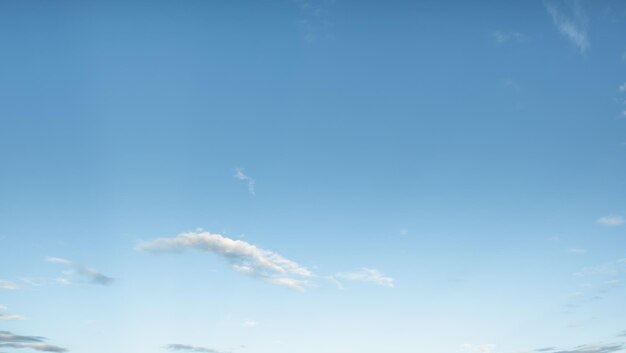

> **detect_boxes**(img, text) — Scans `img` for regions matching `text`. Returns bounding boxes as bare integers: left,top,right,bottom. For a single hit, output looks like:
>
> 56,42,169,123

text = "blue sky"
1,1,626,353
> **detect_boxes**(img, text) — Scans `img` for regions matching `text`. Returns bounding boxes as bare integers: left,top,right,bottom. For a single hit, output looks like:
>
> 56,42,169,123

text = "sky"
1,0,626,353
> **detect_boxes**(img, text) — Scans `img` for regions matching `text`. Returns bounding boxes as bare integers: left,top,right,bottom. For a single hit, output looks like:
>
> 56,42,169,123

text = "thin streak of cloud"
234,168,255,196
0,314,25,321
46,257,114,286
546,1,589,54
138,231,313,291
166,344,227,353
0,330,67,352
597,215,625,227
334,268,394,287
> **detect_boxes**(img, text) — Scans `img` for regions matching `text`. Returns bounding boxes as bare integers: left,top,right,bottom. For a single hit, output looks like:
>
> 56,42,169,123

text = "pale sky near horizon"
1,1,626,353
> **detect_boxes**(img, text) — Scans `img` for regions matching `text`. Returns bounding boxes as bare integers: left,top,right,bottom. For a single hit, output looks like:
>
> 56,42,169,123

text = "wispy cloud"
334,268,394,287
597,215,625,227
493,30,528,44
292,0,334,42
567,247,589,254
242,320,258,328
546,1,589,54
0,314,25,321
0,331,67,352
166,344,228,353
234,168,255,196
550,343,624,353
45,257,114,286
138,230,393,291
138,231,313,291
0,280,19,290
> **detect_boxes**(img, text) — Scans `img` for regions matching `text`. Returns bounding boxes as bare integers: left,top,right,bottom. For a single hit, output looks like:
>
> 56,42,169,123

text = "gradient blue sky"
1,1,626,353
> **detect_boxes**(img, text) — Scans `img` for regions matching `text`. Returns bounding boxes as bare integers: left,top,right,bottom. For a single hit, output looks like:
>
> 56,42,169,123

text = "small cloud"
166,343,227,353
619,82,626,92
461,343,497,353
399,228,409,236
334,268,394,288
242,320,258,328
44,257,71,265
234,168,256,196
46,257,114,286
545,1,589,54
597,215,625,227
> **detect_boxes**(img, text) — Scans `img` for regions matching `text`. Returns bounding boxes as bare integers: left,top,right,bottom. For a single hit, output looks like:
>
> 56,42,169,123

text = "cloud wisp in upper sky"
0,306,25,321
334,268,394,287
138,230,313,291
233,168,256,196
138,230,393,291
45,257,114,286
545,0,589,54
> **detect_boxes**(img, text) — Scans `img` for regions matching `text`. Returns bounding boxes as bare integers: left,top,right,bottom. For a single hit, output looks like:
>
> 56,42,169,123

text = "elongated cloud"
45,257,114,286
166,344,226,353
546,1,589,54
597,215,625,227
334,268,394,287
138,231,312,290
138,230,394,291
234,168,255,196
0,331,67,352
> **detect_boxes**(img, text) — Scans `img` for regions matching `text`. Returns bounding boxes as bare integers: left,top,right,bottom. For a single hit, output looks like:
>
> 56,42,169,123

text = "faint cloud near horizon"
545,0,589,54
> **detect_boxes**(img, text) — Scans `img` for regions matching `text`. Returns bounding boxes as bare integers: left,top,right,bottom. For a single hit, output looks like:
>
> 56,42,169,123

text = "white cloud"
546,1,589,54
138,231,313,290
619,82,626,92
0,305,6,310
234,168,256,196
334,268,394,288
597,215,625,227
44,257,71,265
0,281,19,290
399,228,409,236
